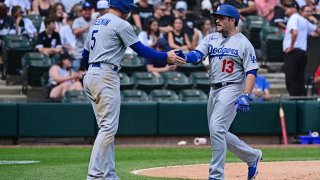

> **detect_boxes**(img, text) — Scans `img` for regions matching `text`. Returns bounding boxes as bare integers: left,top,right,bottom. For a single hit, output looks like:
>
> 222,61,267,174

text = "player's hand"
234,94,251,113
167,49,186,65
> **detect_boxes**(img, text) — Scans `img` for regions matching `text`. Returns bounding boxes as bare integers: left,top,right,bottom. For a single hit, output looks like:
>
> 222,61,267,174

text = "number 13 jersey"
196,32,259,84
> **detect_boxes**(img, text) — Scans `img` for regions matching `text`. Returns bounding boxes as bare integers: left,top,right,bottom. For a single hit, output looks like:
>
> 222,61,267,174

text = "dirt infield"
133,161,320,180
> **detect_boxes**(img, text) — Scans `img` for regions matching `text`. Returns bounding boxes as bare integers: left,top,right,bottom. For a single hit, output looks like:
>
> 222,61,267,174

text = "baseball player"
81,0,185,179
177,4,262,180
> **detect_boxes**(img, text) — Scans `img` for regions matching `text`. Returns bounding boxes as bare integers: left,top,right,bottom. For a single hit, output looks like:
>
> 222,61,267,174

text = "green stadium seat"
179,89,208,102
21,52,51,94
189,72,210,94
24,15,43,32
176,63,205,76
119,72,134,90
63,90,90,103
1,35,33,77
132,72,164,93
120,54,145,75
121,89,149,102
162,71,192,93
149,89,179,102
244,16,268,49
265,34,284,62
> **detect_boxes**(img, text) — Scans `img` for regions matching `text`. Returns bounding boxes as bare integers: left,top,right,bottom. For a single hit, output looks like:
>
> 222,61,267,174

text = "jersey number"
222,59,234,74
91,30,99,50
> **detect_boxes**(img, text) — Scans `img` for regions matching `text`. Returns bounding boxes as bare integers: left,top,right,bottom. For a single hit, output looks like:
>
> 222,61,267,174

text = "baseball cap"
109,0,137,14
211,4,240,21
82,2,93,9
97,0,109,10
175,1,187,11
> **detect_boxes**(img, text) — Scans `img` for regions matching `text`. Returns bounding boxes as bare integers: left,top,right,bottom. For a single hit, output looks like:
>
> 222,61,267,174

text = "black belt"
91,63,119,72
211,82,235,89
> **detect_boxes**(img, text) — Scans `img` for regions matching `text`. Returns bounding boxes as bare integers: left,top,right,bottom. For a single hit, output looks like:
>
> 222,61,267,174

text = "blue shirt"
251,75,270,101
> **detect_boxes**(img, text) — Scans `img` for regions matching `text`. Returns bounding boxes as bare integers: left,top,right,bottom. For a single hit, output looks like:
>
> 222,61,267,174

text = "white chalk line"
131,163,208,175
0,160,40,165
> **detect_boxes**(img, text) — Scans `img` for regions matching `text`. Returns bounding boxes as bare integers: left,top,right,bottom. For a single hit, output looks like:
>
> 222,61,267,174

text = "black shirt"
0,16,15,38
36,31,61,49
272,6,287,26
131,3,154,31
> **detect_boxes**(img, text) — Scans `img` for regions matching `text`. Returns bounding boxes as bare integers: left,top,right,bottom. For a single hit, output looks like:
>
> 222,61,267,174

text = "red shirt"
315,65,320,94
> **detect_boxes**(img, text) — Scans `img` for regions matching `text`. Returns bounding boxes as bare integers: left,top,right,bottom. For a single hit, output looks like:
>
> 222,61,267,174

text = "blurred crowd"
0,0,319,99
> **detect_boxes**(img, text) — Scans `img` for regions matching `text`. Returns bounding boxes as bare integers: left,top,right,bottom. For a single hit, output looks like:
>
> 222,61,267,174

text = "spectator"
35,16,63,57
283,3,320,96
72,1,93,71
11,6,37,38
272,0,292,30
201,0,213,18
39,3,68,33
236,0,257,18
47,53,82,99
251,75,271,101
152,3,173,35
174,1,195,41
138,18,160,48
131,0,154,31
92,0,109,19
55,0,82,14
163,0,174,17
192,18,212,49
0,2,15,38
32,0,55,17
59,15,76,55
314,64,320,94
255,0,279,21
4,0,31,14
168,17,192,52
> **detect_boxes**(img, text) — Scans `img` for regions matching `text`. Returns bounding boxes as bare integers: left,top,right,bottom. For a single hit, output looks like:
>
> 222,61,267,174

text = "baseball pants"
84,64,120,180
207,84,259,180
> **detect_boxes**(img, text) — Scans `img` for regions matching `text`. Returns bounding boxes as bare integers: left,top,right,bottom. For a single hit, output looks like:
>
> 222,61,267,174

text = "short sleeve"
286,15,298,31
262,77,270,90
72,18,81,30
195,34,211,57
243,43,259,72
117,22,139,47
131,4,139,15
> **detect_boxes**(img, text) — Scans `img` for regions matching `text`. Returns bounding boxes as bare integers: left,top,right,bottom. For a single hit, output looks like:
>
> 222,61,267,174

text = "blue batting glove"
234,94,251,113
175,50,186,59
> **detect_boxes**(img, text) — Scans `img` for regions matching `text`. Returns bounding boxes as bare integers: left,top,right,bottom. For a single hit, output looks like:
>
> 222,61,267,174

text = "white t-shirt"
59,25,76,49
138,31,154,47
283,13,316,51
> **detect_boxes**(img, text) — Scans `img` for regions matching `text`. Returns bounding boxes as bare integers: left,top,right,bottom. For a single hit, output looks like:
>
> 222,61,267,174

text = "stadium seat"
1,35,33,77
189,72,210,94
259,26,283,64
265,34,284,62
244,16,268,49
24,15,43,32
119,72,134,90
132,72,164,93
179,89,208,102
176,63,205,76
120,54,145,75
121,89,149,102
21,52,51,94
149,89,179,102
162,71,192,93
63,90,90,103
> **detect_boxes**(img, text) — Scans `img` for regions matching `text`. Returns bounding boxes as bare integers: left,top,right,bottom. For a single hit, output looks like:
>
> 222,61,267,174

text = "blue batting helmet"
211,4,240,22
109,0,137,14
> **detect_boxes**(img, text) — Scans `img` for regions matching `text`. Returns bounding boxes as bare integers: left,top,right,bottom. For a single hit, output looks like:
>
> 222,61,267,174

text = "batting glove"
234,94,251,113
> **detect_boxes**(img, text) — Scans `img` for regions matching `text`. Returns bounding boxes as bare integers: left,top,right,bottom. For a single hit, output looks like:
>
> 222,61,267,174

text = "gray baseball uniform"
83,13,138,180
196,32,260,179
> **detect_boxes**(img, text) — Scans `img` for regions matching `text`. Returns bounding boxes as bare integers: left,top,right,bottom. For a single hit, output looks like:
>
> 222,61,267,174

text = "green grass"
0,146,319,179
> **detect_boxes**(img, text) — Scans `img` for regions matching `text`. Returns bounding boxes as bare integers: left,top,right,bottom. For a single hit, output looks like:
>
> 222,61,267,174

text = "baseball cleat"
247,149,262,180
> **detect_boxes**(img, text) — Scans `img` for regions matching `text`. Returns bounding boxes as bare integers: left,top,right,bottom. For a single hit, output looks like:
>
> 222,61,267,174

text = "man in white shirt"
283,2,320,96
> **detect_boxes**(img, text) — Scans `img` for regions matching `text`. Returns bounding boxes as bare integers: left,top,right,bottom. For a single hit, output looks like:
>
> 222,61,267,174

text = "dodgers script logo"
208,45,239,59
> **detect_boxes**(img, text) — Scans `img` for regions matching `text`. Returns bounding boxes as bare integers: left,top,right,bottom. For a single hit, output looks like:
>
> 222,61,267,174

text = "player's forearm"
130,41,167,61
243,74,256,94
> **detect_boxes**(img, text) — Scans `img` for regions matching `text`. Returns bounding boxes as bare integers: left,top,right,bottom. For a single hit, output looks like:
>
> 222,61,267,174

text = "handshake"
166,49,186,65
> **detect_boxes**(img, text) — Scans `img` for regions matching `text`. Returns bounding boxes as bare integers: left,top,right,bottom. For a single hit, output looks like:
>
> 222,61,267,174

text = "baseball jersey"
196,32,259,84
283,13,316,51
84,13,139,67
